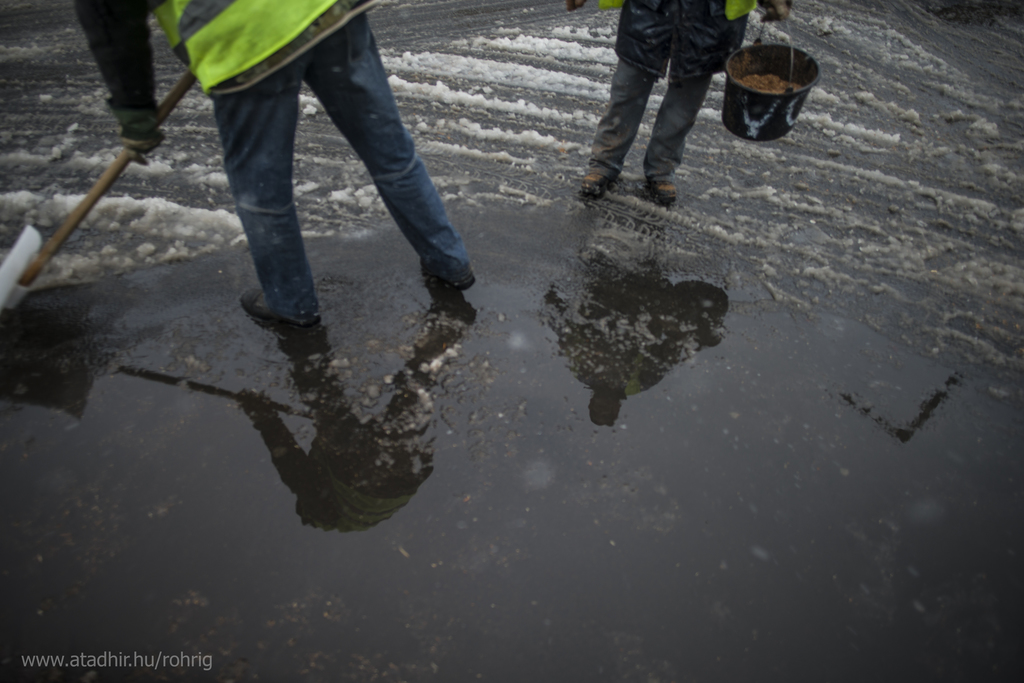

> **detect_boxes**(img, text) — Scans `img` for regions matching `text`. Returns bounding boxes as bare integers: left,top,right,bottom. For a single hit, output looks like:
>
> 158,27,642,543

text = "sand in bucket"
722,44,820,141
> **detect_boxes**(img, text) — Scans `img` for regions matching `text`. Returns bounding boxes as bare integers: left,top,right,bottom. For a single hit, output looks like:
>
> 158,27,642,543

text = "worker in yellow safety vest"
75,0,475,328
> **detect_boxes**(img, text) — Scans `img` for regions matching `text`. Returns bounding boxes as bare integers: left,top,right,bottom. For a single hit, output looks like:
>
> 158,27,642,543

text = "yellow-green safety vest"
150,0,361,92
598,0,757,20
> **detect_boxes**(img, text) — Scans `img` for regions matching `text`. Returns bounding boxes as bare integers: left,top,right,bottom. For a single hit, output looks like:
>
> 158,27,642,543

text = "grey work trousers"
589,59,713,182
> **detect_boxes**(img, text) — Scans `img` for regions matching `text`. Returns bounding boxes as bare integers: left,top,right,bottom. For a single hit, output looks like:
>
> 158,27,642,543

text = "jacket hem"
208,0,382,94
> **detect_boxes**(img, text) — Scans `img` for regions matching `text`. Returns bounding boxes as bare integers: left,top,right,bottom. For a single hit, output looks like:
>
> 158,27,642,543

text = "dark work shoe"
646,179,677,206
421,264,475,291
240,289,321,328
581,172,613,198
646,179,677,205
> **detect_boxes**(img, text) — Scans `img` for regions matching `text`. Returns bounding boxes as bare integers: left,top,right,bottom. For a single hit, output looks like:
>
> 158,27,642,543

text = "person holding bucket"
73,0,475,329
568,0,792,206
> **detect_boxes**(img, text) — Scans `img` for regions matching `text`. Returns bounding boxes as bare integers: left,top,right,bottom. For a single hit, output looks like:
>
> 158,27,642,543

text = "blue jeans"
212,14,471,322
590,59,713,182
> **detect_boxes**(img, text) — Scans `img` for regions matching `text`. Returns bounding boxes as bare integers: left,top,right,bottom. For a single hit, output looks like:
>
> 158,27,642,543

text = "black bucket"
722,44,819,142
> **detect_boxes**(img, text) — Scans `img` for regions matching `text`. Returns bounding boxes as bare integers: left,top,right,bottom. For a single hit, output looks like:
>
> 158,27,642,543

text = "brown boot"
581,172,613,198
647,179,676,206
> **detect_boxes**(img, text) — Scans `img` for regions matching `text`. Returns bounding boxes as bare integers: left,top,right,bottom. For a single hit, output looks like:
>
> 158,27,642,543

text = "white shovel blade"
0,226,42,310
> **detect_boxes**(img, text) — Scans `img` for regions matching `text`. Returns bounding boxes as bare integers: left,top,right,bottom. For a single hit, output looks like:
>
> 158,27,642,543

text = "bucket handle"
753,10,796,93
786,41,795,93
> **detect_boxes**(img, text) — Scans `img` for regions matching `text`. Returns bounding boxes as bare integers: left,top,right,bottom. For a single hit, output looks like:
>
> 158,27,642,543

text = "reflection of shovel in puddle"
0,73,196,312
117,366,310,419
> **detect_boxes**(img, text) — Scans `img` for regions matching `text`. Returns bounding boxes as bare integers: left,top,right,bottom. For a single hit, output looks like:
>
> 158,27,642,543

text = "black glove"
111,105,164,154
758,0,792,21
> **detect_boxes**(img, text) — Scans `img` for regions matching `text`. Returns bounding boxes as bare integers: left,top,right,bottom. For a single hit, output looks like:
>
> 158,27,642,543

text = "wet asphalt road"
2,0,1024,681
2,198,1022,682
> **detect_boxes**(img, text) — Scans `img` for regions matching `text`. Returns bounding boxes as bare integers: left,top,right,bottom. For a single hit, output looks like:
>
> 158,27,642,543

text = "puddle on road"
2,214,1022,682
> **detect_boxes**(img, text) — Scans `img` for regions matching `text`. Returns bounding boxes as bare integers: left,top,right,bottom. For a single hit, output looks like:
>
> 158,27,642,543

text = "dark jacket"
75,0,155,109
616,0,748,81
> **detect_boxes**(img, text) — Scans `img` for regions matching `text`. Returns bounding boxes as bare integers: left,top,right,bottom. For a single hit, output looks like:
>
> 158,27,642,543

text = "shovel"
0,72,197,311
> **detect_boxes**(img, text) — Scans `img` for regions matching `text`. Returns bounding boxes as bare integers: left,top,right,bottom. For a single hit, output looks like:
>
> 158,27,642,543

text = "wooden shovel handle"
19,71,198,287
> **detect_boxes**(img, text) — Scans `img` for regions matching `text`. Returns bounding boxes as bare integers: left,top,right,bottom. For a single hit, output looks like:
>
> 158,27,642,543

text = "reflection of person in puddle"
544,260,727,426
236,283,475,532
